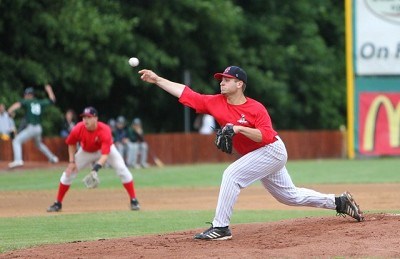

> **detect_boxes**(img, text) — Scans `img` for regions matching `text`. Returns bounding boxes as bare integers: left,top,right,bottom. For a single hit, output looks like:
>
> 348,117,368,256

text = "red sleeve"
99,122,113,154
178,86,214,114
65,122,82,145
254,108,277,144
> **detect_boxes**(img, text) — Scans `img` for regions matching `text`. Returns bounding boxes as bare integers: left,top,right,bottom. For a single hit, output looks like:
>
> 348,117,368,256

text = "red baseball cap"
214,66,247,84
80,106,98,117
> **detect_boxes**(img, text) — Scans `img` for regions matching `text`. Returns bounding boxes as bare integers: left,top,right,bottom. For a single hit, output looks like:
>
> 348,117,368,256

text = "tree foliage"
0,0,346,135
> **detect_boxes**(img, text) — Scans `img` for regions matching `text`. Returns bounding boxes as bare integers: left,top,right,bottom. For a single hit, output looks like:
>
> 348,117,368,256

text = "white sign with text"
356,0,400,75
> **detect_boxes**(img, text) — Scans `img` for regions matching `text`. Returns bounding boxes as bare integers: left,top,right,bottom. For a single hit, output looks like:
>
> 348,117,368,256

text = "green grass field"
0,158,399,253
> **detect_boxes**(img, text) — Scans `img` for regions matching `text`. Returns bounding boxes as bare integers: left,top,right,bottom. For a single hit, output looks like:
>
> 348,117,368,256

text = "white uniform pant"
115,142,129,162
12,124,56,162
212,136,336,227
60,144,133,185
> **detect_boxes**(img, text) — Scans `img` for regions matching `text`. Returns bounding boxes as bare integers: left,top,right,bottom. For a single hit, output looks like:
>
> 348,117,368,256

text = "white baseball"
128,57,139,67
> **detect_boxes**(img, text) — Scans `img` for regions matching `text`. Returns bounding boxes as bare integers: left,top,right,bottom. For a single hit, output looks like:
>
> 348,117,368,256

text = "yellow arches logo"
363,95,400,151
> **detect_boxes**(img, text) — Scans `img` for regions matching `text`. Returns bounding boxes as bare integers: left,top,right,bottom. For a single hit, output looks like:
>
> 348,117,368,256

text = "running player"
7,85,59,168
139,66,364,241
47,106,140,212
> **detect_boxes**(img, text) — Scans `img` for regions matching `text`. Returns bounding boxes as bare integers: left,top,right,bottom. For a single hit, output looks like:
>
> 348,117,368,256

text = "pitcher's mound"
2,213,399,258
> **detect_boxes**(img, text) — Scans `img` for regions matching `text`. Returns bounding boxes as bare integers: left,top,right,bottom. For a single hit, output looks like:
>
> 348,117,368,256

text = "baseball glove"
215,123,235,154
82,171,100,189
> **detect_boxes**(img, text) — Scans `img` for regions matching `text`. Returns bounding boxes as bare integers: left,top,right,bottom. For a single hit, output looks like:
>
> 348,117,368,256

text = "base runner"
47,106,140,212
139,66,364,241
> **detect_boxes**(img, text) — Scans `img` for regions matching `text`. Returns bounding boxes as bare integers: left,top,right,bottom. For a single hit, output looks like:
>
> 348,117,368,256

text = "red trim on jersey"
66,121,113,154
179,86,277,155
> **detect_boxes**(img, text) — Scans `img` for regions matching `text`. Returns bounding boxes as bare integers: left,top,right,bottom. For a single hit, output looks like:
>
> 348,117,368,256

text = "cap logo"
213,66,247,84
80,106,97,117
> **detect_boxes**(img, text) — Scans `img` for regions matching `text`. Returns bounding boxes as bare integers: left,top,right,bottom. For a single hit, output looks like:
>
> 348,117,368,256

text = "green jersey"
20,98,52,125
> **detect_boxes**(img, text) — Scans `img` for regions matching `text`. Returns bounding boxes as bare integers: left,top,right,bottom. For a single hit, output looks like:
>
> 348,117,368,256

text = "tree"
236,0,346,129
0,0,347,134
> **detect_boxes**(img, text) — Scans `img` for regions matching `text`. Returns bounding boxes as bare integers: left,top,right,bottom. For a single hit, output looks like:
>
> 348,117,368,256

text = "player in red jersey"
47,106,140,212
139,66,364,241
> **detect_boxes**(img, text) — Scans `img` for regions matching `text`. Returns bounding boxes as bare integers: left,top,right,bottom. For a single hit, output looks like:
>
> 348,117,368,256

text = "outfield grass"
1,158,399,191
0,158,399,253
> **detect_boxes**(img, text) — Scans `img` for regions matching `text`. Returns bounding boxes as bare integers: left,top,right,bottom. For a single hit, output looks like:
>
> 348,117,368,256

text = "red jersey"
179,86,277,155
66,121,113,154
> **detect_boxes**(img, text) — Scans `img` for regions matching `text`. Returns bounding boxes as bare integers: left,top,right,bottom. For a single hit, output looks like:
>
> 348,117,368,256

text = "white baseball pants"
212,136,336,227
60,144,133,185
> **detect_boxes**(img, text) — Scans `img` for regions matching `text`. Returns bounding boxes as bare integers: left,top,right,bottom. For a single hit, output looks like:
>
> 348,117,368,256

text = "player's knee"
221,170,242,187
60,172,77,185
116,168,133,183
119,174,133,183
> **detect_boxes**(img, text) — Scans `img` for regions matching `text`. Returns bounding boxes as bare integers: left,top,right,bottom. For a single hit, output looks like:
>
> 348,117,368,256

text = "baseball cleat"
47,201,62,212
336,191,364,222
130,198,140,210
194,224,232,241
8,160,24,169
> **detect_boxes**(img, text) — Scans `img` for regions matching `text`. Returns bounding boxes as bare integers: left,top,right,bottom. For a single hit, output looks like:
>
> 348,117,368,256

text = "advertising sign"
355,0,400,75
346,0,400,158
359,92,400,155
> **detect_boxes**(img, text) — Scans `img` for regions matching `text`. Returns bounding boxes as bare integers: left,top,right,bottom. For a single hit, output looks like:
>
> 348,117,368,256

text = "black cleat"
194,224,232,241
336,191,364,222
47,201,62,212
131,198,140,210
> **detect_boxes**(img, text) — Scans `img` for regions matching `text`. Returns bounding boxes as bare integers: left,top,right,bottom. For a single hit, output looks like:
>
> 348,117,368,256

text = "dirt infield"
1,162,400,258
2,213,399,258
